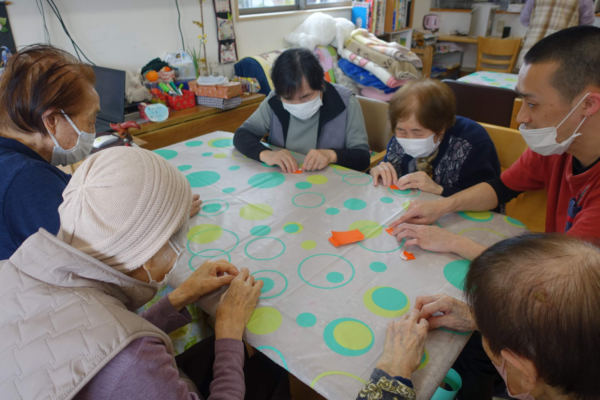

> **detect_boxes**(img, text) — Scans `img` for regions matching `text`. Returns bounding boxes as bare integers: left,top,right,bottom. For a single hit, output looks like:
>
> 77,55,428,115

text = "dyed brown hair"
466,233,600,400
388,79,456,134
0,44,96,136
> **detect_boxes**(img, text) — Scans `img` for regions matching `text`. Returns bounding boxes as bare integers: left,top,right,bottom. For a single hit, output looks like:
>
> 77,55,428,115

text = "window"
238,0,350,16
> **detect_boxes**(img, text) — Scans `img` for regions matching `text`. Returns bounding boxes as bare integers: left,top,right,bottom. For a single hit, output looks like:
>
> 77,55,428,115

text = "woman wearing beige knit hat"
0,147,291,400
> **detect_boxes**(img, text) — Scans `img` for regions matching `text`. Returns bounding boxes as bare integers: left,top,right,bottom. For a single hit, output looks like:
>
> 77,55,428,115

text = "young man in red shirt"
390,26,600,260
389,26,600,399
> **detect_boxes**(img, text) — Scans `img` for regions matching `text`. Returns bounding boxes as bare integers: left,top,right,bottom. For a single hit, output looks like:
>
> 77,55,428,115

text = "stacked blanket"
337,28,422,102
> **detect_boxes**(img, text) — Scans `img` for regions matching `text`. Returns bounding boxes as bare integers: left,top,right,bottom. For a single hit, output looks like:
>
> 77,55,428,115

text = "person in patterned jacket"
370,79,501,197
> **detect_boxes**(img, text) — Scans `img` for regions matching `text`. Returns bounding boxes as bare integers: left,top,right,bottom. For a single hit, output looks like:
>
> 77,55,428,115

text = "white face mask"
48,110,95,167
519,93,590,156
282,93,322,120
144,240,183,288
396,134,441,159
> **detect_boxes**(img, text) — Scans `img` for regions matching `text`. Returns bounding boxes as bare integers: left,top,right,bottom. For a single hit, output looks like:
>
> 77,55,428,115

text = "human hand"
391,224,464,254
215,268,263,341
189,194,202,218
416,294,477,332
376,309,429,380
303,149,336,171
259,149,299,173
396,171,443,195
371,162,398,187
169,260,239,311
388,199,449,227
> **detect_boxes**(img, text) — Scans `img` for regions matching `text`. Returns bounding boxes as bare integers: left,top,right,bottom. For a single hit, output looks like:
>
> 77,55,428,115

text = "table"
130,93,265,150
162,132,528,399
458,71,519,90
437,35,478,44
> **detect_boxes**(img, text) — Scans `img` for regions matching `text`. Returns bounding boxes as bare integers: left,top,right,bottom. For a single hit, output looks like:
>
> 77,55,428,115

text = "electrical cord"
36,0,51,44
45,0,95,65
175,0,186,50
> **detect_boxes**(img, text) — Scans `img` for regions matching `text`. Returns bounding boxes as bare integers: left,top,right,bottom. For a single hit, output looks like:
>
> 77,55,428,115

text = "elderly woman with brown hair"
370,79,501,196
0,147,290,400
0,44,201,260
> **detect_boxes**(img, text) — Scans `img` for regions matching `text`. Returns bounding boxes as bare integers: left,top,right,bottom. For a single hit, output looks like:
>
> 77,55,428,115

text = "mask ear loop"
556,92,591,130
61,110,83,137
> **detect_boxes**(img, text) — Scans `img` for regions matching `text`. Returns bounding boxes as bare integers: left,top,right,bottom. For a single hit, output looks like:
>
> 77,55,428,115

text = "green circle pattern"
325,208,340,215
250,225,271,236
154,149,178,160
292,192,325,209
298,254,355,289
198,199,229,216
245,237,286,261
297,312,317,327
388,187,421,197
323,318,375,357
253,270,288,299
342,173,373,186
248,172,286,189
344,198,367,210
443,260,471,291
187,171,220,188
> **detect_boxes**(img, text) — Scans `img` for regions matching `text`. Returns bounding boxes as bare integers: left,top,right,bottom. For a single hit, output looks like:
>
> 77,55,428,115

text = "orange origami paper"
385,228,394,235
400,251,416,261
293,169,302,174
328,229,365,247
390,185,400,190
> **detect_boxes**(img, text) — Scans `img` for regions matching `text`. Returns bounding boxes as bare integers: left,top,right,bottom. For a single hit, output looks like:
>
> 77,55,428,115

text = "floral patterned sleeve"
357,369,417,400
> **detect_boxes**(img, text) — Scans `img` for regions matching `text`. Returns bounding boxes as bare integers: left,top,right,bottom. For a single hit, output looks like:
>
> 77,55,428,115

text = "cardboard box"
189,81,243,99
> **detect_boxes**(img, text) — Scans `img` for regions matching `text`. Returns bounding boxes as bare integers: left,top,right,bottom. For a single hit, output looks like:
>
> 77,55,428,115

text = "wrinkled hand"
303,149,336,171
169,260,239,311
416,294,477,332
376,309,429,380
371,162,398,187
190,194,202,218
389,199,448,227
215,268,263,341
391,224,463,254
260,149,299,173
397,171,443,195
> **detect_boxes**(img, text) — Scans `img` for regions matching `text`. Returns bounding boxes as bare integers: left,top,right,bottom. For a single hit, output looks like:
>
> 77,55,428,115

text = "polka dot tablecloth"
457,71,519,90
161,132,528,400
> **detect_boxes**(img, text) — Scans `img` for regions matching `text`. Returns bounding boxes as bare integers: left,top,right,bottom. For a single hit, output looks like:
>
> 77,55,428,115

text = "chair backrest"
480,122,527,171
476,36,522,73
356,95,392,153
442,79,518,128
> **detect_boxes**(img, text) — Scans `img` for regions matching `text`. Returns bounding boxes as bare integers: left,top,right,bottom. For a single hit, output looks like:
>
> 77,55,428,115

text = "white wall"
7,0,350,77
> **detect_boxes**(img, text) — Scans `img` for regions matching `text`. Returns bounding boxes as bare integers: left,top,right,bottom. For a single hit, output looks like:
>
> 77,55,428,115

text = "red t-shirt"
501,148,600,239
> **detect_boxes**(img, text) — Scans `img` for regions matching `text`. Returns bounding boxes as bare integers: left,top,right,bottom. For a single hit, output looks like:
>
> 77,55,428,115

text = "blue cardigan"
0,137,70,260
382,116,501,197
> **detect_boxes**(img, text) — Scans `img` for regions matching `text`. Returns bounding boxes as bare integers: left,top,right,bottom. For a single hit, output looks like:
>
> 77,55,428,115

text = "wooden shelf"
496,10,521,14
438,35,478,44
384,27,413,34
430,8,470,12
385,0,416,33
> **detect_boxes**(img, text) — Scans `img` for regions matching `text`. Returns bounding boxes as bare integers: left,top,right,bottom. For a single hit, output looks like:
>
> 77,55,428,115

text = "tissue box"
189,81,243,99
196,96,242,110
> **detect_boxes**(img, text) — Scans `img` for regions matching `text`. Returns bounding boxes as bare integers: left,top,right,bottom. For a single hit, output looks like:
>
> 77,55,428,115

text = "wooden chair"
412,46,434,79
480,122,547,232
356,95,392,170
476,37,522,73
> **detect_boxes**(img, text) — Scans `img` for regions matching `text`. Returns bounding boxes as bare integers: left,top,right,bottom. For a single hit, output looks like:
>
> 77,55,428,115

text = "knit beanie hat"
58,147,192,273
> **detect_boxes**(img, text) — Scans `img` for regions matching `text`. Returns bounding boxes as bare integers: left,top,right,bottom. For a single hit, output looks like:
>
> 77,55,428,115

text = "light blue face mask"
47,110,96,167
